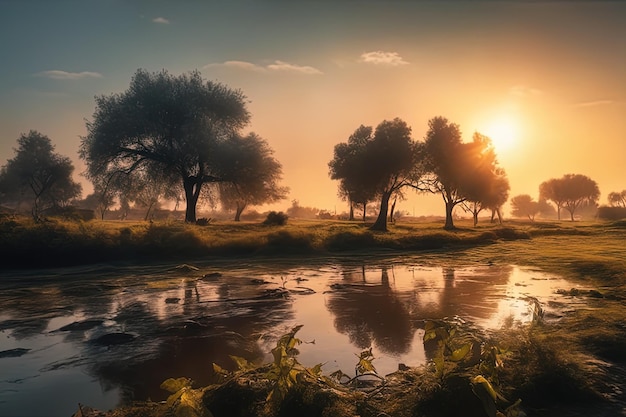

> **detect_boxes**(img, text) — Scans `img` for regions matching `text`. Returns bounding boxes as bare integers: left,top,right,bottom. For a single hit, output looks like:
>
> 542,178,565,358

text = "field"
2,216,626,417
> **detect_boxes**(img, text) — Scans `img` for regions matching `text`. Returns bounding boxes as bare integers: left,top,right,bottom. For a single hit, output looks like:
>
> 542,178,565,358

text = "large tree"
329,119,424,232
215,133,288,221
422,117,507,229
328,126,380,222
80,69,250,223
539,174,600,221
459,133,510,226
0,130,81,220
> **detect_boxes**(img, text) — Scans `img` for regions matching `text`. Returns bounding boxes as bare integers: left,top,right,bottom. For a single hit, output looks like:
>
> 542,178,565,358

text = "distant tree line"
1,68,624,226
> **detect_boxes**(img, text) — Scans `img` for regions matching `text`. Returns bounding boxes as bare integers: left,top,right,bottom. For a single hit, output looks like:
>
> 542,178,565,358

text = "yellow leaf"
450,343,472,362
161,377,192,393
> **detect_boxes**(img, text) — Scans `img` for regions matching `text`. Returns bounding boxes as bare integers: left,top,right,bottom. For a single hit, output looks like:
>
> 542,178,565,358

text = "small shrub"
196,217,211,226
263,211,288,226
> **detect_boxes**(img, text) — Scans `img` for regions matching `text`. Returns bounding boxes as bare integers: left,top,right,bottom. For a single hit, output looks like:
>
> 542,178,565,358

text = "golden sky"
1,1,624,217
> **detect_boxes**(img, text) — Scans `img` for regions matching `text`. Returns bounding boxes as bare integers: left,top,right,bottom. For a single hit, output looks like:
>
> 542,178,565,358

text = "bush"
597,206,626,221
263,211,288,226
196,217,211,226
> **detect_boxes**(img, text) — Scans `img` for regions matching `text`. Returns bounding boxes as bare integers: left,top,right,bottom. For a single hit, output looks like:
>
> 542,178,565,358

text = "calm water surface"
0,256,589,417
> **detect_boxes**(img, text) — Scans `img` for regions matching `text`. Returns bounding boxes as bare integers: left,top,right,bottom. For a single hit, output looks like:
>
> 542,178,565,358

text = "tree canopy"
422,117,508,229
459,133,510,226
80,69,250,223
608,190,626,208
329,118,424,231
0,130,81,220
539,174,600,221
510,194,540,221
215,133,288,221
328,125,380,221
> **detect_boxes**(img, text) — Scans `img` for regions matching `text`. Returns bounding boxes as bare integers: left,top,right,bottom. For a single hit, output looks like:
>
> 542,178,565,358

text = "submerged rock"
0,347,30,358
56,319,104,332
91,332,136,346
201,272,223,280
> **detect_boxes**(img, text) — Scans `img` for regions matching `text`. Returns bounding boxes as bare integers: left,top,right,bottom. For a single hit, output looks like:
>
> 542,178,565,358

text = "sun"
483,116,519,153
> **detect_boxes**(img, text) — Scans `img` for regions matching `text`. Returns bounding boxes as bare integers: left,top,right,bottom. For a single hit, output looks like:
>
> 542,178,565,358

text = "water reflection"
326,266,416,354
0,260,587,417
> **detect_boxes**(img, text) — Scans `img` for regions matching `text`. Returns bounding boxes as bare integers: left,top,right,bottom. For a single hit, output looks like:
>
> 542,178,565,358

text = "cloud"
574,100,614,108
206,60,267,72
153,17,170,24
509,85,543,97
205,60,322,75
266,60,323,75
359,51,409,66
35,70,103,80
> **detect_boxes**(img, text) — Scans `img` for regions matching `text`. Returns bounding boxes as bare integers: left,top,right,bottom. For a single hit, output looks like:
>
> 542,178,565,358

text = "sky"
1,0,625,217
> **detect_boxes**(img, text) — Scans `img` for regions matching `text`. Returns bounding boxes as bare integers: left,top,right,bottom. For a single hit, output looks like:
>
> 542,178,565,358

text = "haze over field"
1,1,625,216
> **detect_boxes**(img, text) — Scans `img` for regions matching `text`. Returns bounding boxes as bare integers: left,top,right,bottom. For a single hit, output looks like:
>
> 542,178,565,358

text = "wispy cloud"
205,60,323,75
574,99,614,108
359,51,409,66
35,70,103,80
266,60,322,75
509,85,543,97
153,17,170,24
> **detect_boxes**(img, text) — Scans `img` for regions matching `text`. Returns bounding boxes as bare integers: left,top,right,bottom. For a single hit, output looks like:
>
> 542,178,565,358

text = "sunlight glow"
484,116,519,153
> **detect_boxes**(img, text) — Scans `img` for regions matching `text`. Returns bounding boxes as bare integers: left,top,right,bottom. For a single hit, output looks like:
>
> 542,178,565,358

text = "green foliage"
0,130,81,221
211,325,325,410
424,320,527,417
160,377,213,417
355,347,377,375
424,319,474,378
265,325,324,406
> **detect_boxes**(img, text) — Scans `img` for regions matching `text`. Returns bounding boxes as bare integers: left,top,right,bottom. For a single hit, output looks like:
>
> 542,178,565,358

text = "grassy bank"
2,216,608,269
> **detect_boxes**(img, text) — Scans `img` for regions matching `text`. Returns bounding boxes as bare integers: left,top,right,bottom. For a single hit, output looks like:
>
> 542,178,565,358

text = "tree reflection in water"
325,263,515,361
325,266,416,355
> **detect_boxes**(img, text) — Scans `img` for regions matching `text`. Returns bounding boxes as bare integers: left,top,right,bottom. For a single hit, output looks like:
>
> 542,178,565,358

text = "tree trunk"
362,202,367,222
473,211,478,227
444,200,456,230
556,205,561,221
144,201,155,221
234,202,246,221
183,176,201,223
389,198,397,223
349,201,354,221
370,191,391,231
495,208,503,224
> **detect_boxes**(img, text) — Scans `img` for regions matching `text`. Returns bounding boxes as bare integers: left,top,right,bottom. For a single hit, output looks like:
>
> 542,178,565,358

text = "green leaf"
229,355,254,371
450,342,472,362
471,375,498,401
433,355,445,378
161,377,192,393
307,362,324,377
212,363,230,377
355,348,377,375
